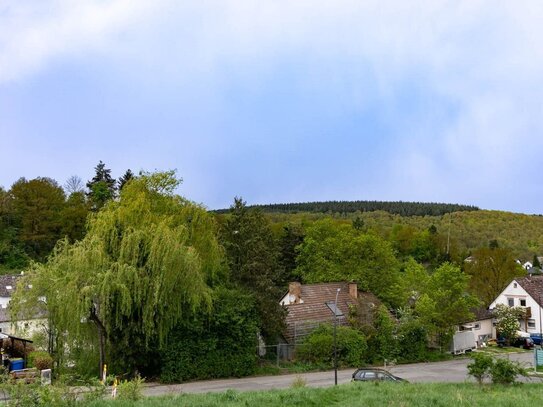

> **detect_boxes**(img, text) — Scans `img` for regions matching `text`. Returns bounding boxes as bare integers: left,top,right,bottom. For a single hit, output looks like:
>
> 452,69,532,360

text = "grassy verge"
479,346,529,354
84,382,543,407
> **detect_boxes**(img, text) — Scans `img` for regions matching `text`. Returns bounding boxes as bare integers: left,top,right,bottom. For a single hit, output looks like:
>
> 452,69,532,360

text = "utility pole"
334,288,340,386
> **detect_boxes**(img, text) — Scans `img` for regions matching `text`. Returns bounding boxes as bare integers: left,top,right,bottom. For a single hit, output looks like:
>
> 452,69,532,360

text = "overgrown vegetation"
467,353,528,385
296,324,367,366
4,382,542,406
1,166,536,383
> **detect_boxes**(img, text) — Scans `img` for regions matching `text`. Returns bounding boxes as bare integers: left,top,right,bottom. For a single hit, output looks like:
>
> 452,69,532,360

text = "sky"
1,1,543,214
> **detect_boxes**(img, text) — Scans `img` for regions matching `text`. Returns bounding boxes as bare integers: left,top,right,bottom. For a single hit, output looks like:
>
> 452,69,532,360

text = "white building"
489,275,543,334
0,274,46,337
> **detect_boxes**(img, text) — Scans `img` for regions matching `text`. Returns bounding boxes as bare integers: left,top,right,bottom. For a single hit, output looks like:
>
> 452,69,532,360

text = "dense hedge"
160,287,259,383
296,324,367,367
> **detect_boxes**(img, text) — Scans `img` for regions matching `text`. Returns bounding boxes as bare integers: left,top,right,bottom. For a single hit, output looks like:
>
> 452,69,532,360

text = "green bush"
366,305,398,364
467,353,528,385
396,320,428,362
27,351,53,370
1,382,78,407
160,287,259,382
116,375,144,401
490,358,527,385
467,353,494,384
297,324,367,367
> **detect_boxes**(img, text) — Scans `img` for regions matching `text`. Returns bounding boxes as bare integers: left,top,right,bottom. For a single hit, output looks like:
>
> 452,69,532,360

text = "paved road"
142,351,541,397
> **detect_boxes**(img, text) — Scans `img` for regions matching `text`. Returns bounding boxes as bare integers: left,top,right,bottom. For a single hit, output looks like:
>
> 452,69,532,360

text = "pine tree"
118,169,135,191
86,161,116,210
220,197,285,340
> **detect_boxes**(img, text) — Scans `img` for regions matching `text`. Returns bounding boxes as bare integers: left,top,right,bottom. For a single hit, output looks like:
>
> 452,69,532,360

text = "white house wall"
0,319,47,338
489,279,543,334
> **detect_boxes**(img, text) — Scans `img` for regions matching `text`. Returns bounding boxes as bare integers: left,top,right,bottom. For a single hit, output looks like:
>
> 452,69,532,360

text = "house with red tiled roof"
489,275,543,334
279,282,360,346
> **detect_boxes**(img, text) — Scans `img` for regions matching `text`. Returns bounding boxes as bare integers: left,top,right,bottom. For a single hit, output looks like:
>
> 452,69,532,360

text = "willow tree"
12,171,225,376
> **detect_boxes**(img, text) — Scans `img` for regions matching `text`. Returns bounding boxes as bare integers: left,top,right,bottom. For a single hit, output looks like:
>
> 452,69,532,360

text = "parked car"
497,335,534,349
513,337,535,349
530,333,543,346
352,368,407,382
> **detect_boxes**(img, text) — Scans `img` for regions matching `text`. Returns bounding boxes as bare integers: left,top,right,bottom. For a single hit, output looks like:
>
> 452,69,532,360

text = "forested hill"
217,200,479,217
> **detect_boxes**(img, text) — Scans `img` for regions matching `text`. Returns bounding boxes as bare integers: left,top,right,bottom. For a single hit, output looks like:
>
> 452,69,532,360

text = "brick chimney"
348,282,358,299
289,282,302,304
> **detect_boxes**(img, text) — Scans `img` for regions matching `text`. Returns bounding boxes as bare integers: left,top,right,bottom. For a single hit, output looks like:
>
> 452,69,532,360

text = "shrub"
297,324,367,367
1,382,77,407
490,358,527,385
117,375,144,401
366,305,398,364
467,353,494,384
291,375,307,388
160,287,259,382
396,320,428,363
28,351,53,370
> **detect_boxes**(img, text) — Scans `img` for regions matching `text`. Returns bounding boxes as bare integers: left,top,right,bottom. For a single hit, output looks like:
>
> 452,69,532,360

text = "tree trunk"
89,305,107,379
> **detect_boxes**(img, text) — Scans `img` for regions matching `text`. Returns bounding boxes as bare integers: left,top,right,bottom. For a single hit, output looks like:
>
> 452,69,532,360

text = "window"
364,372,376,379
508,298,514,307
474,323,481,330
514,283,517,288
520,299,527,307
528,319,536,329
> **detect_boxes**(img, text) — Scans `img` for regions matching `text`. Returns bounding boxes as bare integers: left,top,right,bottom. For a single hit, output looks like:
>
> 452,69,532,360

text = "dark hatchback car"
497,336,534,349
352,368,407,382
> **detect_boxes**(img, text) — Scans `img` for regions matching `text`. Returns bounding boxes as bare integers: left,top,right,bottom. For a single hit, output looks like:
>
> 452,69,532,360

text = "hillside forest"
1,162,539,381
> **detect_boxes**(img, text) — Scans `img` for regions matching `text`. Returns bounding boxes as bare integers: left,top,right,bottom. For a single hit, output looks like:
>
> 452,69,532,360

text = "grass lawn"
477,346,531,355
85,382,543,407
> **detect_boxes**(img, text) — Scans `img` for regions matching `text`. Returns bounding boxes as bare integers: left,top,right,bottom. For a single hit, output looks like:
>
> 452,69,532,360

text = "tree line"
219,200,480,217
0,161,133,271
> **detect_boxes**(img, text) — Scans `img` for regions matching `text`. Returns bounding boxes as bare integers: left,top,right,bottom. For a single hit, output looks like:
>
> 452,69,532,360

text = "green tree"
352,216,364,231
365,305,398,363
391,258,429,308
415,262,479,347
60,191,90,243
86,161,116,210
12,171,224,376
295,219,400,303
118,169,135,191
0,187,29,271
220,198,285,340
533,254,541,269
277,223,304,285
467,352,494,384
464,247,525,306
9,177,66,261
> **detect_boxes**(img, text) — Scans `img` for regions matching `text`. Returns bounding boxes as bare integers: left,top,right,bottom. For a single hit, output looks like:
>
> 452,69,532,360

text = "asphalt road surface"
142,351,541,397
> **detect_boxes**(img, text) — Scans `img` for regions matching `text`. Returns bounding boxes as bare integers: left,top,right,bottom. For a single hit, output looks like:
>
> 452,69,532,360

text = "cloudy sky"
1,1,542,213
